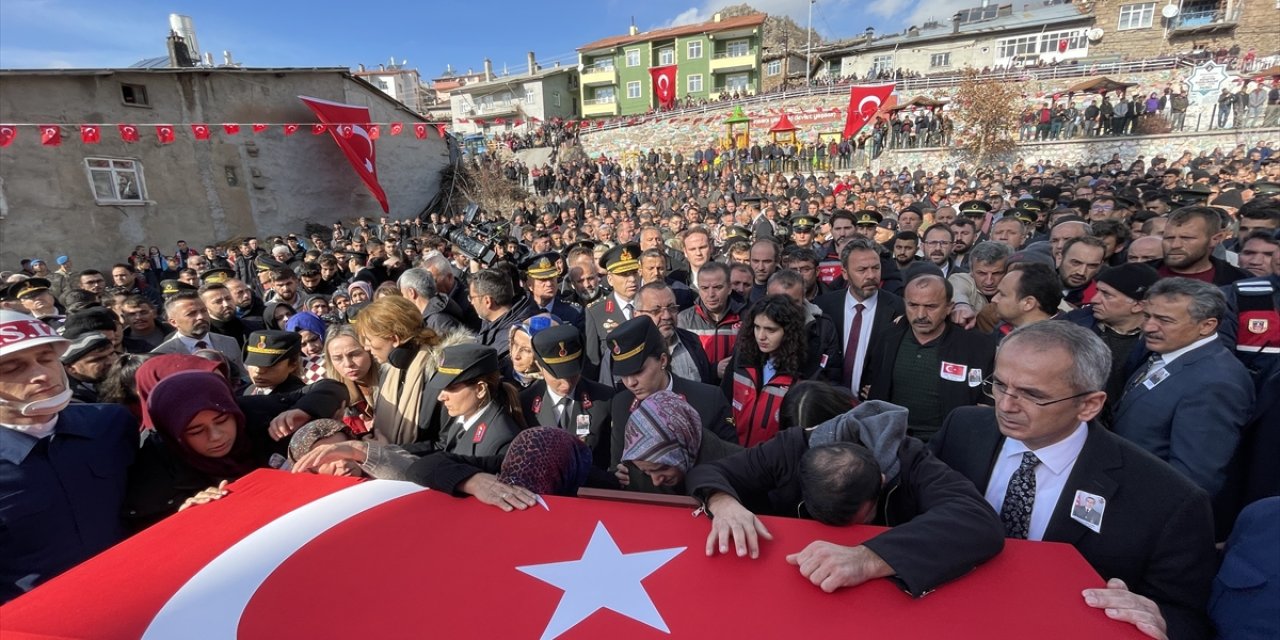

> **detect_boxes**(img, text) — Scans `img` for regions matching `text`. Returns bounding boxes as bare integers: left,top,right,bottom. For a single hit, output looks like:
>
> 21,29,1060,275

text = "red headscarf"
135,354,226,431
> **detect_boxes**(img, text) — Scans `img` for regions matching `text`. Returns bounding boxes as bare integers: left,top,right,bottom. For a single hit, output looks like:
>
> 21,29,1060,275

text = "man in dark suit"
815,237,905,399
604,317,737,466
929,322,1217,640
1071,497,1103,525
1113,278,1254,497
519,325,614,469
866,274,996,442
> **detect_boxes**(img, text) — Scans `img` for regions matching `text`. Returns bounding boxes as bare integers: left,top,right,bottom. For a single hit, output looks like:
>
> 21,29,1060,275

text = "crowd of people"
2,125,1279,638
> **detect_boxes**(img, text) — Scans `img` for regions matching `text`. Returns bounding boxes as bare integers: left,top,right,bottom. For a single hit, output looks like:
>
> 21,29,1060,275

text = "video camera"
447,203,499,265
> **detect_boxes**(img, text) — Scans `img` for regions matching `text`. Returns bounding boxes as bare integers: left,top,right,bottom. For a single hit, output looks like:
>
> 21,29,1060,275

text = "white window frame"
524,88,535,104
765,60,782,76
658,48,674,65
687,40,703,59
725,73,749,92
84,157,147,205
626,81,642,99
625,49,641,67
594,86,616,103
871,54,895,74
1117,2,1156,30
725,39,750,58
930,52,951,68
688,74,703,93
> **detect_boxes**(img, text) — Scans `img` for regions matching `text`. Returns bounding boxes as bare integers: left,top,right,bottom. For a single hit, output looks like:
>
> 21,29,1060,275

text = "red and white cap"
0,310,68,359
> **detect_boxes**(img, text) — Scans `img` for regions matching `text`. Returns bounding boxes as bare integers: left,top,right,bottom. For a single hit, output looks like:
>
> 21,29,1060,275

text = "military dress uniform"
583,244,641,380
520,252,583,329
518,324,614,468
433,344,522,458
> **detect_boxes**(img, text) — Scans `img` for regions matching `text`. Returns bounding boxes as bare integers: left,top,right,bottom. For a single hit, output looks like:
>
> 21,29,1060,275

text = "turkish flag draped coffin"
1,471,1142,640
299,95,389,213
842,82,896,140
649,65,678,110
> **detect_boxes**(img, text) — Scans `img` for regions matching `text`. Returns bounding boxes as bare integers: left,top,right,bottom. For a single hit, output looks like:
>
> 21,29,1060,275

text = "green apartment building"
577,12,766,118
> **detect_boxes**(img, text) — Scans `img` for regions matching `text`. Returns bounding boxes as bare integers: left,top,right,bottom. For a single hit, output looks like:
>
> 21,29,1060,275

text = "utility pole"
806,0,815,85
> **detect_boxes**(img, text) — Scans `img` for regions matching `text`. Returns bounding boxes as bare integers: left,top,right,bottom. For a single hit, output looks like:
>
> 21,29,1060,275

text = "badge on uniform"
1247,318,1269,334
940,361,967,382
575,414,591,439
967,368,982,388
1069,490,1106,533
819,354,829,369
472,423,488,443
1142,366,1169,390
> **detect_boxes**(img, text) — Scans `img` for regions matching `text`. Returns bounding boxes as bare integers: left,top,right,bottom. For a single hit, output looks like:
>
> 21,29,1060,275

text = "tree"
454,160,529,222
950,68,1023,164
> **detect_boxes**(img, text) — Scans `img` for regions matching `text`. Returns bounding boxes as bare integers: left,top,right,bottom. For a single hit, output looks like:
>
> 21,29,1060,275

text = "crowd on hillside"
4,116,1280,638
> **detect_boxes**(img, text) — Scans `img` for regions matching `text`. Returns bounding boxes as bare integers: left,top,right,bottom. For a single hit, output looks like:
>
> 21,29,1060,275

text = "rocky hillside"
717,3,822,54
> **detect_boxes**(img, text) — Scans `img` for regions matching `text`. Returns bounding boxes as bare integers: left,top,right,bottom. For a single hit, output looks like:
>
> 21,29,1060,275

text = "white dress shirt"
1157,333,1218,366
984,422,1088,541
613,292,634,320
842,289,879,393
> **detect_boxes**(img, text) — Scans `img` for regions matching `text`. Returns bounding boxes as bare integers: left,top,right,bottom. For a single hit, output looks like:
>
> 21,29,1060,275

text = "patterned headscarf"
622,391,702,471
498,427,592,496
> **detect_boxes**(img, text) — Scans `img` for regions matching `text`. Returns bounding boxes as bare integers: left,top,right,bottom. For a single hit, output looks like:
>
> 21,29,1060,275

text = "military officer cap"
1251,181,1280,195
723,225,752,243
531,324,584,379
10,278,52,301
522,252,563,280
200,267,235,284
254,255,284,272
852,209,882,226
160,279,197,296
958,199,993,217
1174,184,1212,205
428,344,500,391
605,316,665,377
599,243,642,275
565,239,597,255
791,215,820,231
1010,208,1038,225
1017,199,1045,213
244,330,301,367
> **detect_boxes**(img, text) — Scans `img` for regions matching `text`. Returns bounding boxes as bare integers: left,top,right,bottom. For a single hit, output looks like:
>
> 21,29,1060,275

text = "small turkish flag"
369,124,380,140
191,124,211,140
337,124,354,138
252,123,269,134
309,124,326,135
156,125,176,145
435,124,447,138
40,125,62,146
0,125,15,148
283,124,300,136
223,124,241,135
118,124,140,142
413,123,427,139
80,125,101,144
389,122,403,136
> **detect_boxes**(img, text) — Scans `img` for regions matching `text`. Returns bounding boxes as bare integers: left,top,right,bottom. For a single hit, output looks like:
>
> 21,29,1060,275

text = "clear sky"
1,0,974,75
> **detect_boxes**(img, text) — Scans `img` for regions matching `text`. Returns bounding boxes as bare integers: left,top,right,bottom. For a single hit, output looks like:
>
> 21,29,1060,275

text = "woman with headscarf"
617,390,741,494
124,371,271,530
347,281,373,306
285,311,328,384
262,300,295,331
506,315,556,388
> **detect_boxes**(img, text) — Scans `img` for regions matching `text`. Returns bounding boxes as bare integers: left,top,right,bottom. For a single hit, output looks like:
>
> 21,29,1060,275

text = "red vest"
731,367,794,447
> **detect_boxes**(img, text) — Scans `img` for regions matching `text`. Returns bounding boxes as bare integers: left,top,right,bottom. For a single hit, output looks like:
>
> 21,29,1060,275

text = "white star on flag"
517,521,684,640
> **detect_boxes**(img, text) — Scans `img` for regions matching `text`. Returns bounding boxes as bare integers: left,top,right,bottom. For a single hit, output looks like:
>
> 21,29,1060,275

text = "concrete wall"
0,69,449,268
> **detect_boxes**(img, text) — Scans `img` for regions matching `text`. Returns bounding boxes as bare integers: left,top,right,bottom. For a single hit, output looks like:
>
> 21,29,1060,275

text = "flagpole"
806,0,815,85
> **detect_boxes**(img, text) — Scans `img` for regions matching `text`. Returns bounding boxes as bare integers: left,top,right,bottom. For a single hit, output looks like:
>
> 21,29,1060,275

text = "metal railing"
1170,5,1242,29
582,56,1184,134
713,49,755,59
583,97,618,106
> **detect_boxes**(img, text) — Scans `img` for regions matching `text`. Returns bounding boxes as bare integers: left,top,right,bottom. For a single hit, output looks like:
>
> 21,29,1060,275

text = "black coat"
439,401,523,458
929,408,1217,640
520,378,614,469
814,288,906,393
686,426,1005,597
610,376,737,467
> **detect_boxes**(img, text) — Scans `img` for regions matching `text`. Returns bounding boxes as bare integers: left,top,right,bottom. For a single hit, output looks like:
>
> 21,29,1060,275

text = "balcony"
580,63,617,86
710,48,756,73
1169,5,1240,33
582,97,619,117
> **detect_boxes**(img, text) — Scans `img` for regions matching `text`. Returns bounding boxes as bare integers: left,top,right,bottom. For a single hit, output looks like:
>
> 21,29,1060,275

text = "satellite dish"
1087,28,1104,42
1161,4,1179,18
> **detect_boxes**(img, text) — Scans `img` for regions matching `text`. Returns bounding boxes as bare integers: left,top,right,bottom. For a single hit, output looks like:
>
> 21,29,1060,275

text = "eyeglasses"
923,240,950,247
982,376,1096,407
638,304,680,317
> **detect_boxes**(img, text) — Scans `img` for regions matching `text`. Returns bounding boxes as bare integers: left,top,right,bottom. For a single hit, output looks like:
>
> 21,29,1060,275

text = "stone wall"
580,68,1199,158
1085,0,1278,61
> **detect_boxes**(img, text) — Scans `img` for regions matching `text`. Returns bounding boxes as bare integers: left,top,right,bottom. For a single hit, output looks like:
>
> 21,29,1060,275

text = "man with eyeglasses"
625,282,712,385
930,321,1218,640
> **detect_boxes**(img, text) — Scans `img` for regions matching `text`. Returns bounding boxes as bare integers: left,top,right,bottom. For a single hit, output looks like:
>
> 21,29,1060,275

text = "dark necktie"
623,303,634,321
1125,353,1164,393
557,397,572,430
194,340,209,351
841,303,866,390
1001,451,1040,540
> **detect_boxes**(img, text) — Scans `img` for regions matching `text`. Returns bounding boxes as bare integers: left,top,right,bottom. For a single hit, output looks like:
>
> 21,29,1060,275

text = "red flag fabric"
649,65,677,110
80,125,101,144
369,124,380,140
191,124,212,140
435,123,447,138
389,122,404,136
155,125,176,145
39,125,61,147
283,124,300,136
252,123,269,134
0,471,1138,640
336,123,355,139
223,124,241,135
299,95,389,213
842,83,895,139
118,124,140,143
413,123,428,139
310,124,328,135
0,125,15,148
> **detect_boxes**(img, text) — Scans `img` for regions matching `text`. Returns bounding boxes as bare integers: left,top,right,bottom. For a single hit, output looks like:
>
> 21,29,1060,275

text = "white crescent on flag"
858,95,882,116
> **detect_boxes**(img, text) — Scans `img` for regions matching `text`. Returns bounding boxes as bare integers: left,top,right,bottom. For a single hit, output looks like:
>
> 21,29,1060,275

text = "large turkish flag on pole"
0,471,1142,639
649,65,678,110
298,95,390,213
842,82,896,139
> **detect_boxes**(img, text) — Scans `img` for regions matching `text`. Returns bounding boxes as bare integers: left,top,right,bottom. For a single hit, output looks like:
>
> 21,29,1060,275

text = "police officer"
519,324,614,468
